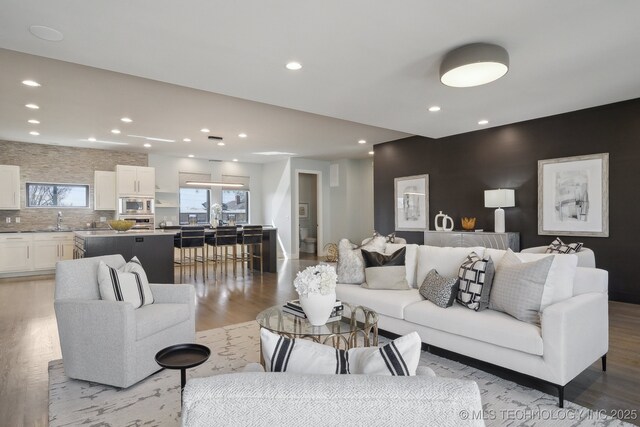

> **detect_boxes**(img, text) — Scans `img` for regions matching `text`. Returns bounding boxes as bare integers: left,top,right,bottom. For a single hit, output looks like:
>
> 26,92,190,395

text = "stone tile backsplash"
0,140,148,231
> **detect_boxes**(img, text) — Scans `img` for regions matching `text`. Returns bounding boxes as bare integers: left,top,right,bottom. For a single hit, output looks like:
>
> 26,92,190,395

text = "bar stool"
239,225,263,276
204,229,218,279
174,226,206,282
214,226,239,277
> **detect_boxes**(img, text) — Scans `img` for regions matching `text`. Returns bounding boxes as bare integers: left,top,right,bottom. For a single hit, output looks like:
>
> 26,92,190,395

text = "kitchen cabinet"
0,234,32,272
94,171,116,210
0,165,21,210
32,233,74,270
116,165,155,197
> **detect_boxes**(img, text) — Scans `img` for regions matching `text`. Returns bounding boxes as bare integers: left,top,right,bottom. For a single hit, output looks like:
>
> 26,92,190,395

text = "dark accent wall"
374,98,640,304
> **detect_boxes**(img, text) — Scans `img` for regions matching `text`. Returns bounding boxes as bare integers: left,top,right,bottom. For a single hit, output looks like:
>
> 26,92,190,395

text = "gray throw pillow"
456,252,495,311
489,251,554,325
419,269,459,308
336,237,386,284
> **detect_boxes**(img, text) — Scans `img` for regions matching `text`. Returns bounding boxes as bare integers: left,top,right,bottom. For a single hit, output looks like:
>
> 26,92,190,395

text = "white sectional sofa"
336,244,609,407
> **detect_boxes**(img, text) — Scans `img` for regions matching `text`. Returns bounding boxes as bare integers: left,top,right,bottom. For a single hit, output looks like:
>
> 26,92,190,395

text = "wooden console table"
423,231,520,251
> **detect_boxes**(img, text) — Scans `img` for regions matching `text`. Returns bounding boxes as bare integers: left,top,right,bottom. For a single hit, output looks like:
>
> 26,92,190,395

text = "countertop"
74,226,277,238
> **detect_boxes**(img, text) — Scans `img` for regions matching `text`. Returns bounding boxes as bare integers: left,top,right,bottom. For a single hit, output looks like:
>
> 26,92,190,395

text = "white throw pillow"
416,245,486,285
385,243,418,287
484,248,507,266
510,250,578,308
98,257,154,308
261,329,421,376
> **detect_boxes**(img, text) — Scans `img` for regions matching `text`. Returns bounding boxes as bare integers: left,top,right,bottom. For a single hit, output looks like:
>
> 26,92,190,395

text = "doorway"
295,170,322,259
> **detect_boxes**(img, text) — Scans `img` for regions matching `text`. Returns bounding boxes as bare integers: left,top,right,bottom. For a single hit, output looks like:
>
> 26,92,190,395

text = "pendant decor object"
299,292,336,326
435,211,454,231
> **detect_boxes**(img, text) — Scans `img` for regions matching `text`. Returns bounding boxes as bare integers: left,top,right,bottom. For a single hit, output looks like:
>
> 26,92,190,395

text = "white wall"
262,159,292,258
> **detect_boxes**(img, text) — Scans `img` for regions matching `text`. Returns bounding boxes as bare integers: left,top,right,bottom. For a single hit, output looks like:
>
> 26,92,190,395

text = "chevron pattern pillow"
546,237,583,254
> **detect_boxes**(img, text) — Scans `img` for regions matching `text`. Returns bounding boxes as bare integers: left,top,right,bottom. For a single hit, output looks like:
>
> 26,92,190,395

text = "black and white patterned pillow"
456,252,495,311
545,237,583,254
261,328,421,376
419,269,459,308
98,257,154,308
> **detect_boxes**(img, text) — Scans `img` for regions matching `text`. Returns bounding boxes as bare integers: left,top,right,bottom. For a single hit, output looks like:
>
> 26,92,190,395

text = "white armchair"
54,254,195,388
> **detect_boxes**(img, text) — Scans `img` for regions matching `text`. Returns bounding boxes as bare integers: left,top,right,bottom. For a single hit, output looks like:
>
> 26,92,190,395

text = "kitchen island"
74,226,278,283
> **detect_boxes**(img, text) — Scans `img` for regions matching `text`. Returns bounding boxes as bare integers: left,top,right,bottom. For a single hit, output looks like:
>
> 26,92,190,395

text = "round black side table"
155,343,211,404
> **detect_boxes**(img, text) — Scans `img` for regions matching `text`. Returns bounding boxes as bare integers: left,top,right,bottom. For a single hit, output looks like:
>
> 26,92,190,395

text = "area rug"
49,321,629,427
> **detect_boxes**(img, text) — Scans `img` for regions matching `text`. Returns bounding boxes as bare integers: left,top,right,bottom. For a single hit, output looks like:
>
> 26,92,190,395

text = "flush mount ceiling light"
358,139,367,145
478,119,489,125
120,117,132,123
368,151,374,155
28,119,40,124
440,43,509,88
428,106,441,112
88,137,96,142
183,138,191,142
186,181,243,187
188,154,194,158
111,129,121,134
29,131,40,136
238,133,247,138
217,142,225,146
232,159,238,162
200,128,210,133
25,103,39,109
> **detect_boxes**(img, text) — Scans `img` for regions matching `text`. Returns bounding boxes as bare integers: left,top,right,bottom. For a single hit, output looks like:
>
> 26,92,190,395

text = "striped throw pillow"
261,328,421,376
97,257,154,309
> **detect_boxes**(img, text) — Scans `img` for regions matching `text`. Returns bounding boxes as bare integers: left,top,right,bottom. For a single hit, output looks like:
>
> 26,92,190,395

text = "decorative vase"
299,292,336,326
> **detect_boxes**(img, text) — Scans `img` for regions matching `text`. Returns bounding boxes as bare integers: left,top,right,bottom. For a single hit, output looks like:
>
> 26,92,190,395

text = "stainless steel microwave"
118,197,154,216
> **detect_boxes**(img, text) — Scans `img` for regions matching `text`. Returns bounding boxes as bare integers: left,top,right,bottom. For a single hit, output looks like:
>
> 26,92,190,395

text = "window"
26,183,89,207
221,190,249,224
179,188,210,224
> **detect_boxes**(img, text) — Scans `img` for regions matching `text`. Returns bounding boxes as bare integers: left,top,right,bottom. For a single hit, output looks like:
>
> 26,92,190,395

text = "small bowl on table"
107,220,136,232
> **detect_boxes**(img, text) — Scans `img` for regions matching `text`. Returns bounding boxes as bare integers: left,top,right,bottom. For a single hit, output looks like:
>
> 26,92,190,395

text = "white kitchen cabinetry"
116,165,155,197
94,171,116,210
0,234,32,272
0,165,21,210
32,233,73,270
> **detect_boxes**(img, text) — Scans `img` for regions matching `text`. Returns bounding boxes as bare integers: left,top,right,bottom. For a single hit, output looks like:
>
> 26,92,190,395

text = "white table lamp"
484,189,515,233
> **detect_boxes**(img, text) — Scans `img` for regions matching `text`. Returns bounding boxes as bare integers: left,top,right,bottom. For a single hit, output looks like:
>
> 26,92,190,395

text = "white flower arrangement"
211,203,222,217
293,264,337,297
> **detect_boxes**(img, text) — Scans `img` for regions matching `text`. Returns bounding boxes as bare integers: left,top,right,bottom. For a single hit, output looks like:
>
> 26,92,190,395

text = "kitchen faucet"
57,211,63,231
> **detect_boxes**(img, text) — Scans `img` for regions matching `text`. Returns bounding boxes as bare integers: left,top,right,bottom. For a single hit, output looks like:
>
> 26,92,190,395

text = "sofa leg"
557,385,564,408
601,354,607,372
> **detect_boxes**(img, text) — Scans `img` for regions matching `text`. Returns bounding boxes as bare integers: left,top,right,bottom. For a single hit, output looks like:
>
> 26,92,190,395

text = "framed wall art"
298,203,309,219
538,153,609,237
394,174,429,231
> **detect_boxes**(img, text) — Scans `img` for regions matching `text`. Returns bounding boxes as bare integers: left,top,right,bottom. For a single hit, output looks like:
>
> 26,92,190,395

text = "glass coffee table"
256,302,378,360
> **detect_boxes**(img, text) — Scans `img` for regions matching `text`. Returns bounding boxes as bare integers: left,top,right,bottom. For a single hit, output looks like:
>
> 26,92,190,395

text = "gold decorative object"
461,217,476,230
323,243,338,263
107,219,136,232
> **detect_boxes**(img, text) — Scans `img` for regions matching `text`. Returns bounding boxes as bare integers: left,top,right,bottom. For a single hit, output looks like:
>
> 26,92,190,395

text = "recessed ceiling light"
111,129,121,134
29,131,40,136
428,106,441,112
183,138,191,142
28,119,40,124
22,80,41,87
200,128,210,133
217,142,225,146
25,103,39,109
120,117,132,123
238,133,247,138
88,137,96,142
286,61,302,71
368,151,374,155
188,154,194,158
232,158,238,162
29,25,64,42
143,143,151,148
358,139,367,144
478,119,489,125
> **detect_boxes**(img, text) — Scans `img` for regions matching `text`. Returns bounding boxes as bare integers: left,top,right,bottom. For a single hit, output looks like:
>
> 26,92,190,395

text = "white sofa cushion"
512,251,578,309
403,301,544,356
386,243,418,287
416,246,485,285
336,283,422,319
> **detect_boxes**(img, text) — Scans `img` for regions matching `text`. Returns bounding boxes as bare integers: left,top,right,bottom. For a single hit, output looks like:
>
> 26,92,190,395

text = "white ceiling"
1,1,640,160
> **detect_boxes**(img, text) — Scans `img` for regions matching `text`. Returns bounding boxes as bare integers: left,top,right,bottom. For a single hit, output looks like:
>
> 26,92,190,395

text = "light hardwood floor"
0,258,638,426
